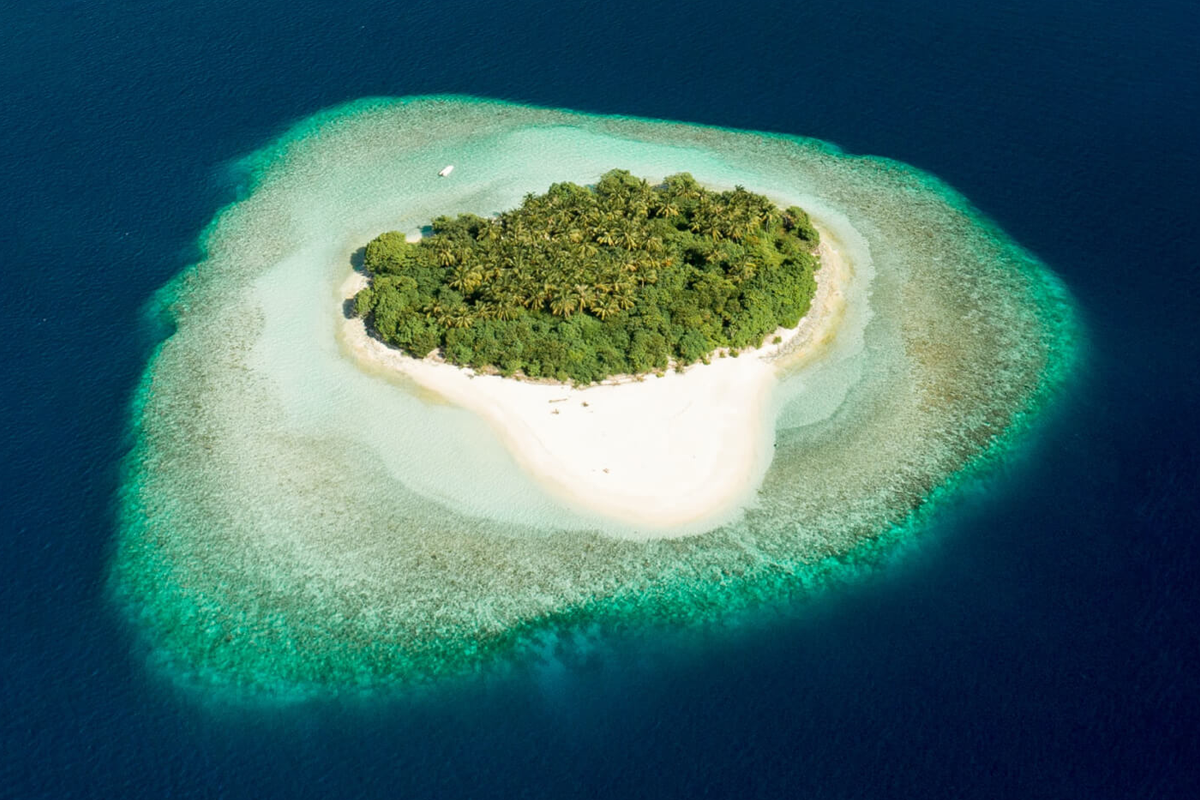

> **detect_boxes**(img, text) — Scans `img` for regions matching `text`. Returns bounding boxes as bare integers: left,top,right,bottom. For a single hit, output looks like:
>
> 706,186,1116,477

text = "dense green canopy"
353,170,820,383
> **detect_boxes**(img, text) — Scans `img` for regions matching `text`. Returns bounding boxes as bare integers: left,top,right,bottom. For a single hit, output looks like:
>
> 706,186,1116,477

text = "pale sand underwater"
340,230,852,535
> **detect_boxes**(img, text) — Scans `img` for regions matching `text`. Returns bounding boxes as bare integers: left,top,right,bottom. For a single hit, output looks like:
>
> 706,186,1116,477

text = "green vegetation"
353,170,820,383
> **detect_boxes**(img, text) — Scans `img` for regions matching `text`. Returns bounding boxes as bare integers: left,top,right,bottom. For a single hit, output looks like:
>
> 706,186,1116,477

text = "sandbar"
340,227,851,534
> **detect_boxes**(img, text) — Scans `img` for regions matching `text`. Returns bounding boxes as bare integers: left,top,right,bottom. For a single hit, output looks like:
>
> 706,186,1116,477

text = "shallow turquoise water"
111,97,1079,697
9,0,1199,792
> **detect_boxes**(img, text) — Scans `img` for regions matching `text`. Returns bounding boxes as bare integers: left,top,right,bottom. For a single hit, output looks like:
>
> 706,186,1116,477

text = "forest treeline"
353,169,820,383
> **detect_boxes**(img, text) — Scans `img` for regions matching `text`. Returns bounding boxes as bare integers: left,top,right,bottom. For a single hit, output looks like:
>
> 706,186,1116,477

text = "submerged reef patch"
112,97,1079,697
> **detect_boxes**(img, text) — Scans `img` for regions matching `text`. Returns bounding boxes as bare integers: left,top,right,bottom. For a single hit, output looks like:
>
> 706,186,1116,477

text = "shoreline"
339,226,852,534
115,97,1081,693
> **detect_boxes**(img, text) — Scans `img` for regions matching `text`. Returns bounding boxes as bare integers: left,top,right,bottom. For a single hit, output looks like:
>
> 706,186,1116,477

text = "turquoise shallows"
110,97,1081,699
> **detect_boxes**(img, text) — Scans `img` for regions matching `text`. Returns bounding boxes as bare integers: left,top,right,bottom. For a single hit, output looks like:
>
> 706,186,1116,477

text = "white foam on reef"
111,97,1079,696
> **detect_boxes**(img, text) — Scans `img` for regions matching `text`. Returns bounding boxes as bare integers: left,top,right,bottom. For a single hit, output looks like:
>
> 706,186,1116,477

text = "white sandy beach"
340,228,851,533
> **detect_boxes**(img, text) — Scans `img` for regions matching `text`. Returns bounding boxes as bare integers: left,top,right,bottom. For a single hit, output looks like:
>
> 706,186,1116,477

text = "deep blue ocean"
3,0,1198,796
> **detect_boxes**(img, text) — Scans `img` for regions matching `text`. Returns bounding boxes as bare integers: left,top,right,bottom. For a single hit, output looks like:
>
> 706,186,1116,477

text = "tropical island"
114,97,1078,695
352,169,821,383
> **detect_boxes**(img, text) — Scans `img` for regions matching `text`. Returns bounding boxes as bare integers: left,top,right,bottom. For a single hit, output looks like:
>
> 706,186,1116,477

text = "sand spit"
341,231,851,534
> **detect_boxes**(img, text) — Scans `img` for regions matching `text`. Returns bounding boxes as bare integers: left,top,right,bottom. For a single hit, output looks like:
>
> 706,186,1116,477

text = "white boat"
438,165,454,177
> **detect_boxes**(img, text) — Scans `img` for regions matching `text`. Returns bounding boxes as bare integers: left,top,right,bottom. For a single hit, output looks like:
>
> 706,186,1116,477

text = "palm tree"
422,300,448,324
549,291,578,318
620,226,640,250
594,295,622,320
446,309,474,329
448,265,482,293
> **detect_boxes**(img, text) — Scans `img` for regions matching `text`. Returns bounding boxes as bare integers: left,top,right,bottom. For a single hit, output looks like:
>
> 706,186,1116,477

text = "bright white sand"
341,229,851,533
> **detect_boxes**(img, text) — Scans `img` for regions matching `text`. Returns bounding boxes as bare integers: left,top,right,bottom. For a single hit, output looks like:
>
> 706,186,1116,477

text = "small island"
352,170,820,383
114,97,1079,694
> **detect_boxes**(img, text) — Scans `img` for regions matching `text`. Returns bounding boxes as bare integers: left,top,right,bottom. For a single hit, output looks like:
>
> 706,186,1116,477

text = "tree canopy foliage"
354,170,820,383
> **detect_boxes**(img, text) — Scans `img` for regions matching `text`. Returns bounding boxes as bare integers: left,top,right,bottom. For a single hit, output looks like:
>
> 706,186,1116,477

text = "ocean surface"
2,0,1197,797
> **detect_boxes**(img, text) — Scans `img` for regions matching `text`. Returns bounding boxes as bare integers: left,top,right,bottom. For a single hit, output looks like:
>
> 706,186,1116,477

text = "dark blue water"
3,0,1197,796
